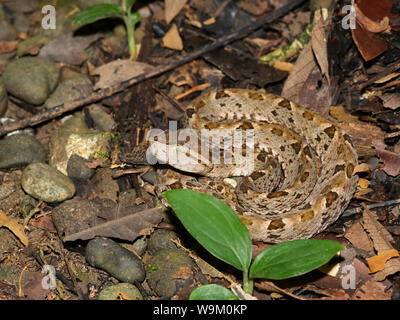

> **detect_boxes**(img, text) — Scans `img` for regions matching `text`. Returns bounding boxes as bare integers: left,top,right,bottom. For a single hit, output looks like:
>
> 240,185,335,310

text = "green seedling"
72,0,141,56
163,189,344,300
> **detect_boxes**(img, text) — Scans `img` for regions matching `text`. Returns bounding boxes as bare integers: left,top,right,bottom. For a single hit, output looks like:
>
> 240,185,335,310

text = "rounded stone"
98,283,143,300
86,237,145,283
147,229,180,253
146,249,198,297
4,0,39,13
2,57,59,105
66,154,95,180
0,134,46,169
0,77,8,117
0,21,17,41
21,162,75,203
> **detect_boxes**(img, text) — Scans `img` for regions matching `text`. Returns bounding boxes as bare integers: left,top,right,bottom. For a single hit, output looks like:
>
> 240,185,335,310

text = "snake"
147,88,358,243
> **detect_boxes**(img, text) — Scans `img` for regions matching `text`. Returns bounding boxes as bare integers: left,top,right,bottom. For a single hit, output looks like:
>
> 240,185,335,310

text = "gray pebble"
147,229,180,253
98,283,143,300
86,237,145,283
146,249,199,297
0,77,8,117
67,154,95,181
0,134,46,169
21,162,75,203
2,57,59,105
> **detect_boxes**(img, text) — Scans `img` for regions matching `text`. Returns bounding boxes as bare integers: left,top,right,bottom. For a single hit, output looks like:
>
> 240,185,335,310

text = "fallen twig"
0,0,306,137
343,198,400,217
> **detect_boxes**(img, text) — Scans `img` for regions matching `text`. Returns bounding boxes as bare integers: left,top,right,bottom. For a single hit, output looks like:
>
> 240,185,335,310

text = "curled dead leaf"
367,249,400,273
353,2,391,33
0,210,28,246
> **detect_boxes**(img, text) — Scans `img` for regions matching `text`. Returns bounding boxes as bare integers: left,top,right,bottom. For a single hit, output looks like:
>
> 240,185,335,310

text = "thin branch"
0,0,306,137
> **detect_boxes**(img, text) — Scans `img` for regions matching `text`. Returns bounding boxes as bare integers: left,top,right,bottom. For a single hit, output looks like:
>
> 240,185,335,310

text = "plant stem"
242,270,254,294
123,15,136,55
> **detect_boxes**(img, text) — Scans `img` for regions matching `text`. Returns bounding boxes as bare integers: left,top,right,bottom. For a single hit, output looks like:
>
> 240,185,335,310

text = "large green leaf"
190,284,238,300
72,4,124,25
163,189,252,272
249,239,344,280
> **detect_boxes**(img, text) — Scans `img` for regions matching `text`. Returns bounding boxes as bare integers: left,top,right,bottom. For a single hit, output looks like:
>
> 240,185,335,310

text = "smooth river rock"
21,162,75,203
2,57,59,105
86,237,146,283
0,77,7,116
0,134,46,169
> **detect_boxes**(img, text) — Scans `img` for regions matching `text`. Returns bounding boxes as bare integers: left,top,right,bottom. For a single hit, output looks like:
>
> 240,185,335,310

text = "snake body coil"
149,89,358,242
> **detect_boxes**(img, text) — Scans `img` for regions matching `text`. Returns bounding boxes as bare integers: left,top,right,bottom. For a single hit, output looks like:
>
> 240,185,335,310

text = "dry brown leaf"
362,205,394,250
0,210,28,246
373,141,400,177
367,249,400,273
240,0,270,16
362,205,400,280
63,207,163,242
91,59,155,90
311,9,330,84
281,42,314,102
353,1,391,33
161,23,183,51
344,221,374,253
354,188,373,198
358,178,370,189
39,32,103,65
353,279,392,300
350,0,393,61
339,121,385,158
353,163,371,174
165,0,187,24
0,40,18,54
381,93,400,110
330,106,359,123
374,257,400,281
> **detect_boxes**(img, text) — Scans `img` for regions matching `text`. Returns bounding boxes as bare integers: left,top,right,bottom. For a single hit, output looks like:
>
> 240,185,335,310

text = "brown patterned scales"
148,89,358,243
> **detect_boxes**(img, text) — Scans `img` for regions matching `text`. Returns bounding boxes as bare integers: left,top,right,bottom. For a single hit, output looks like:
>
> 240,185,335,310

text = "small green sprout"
163,189,344,300
72,0,141,56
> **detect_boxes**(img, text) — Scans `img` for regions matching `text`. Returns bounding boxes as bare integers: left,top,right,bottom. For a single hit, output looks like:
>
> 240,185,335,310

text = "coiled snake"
148,89,358,243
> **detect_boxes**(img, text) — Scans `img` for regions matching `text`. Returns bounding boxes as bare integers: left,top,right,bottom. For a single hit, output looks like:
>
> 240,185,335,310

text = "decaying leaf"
344,221,374,253
367,249,400,273
39,32,103,65
362,205,400,280
281,11,335,116
63,206,163,242
352,163,371,174
353,279,392,300
91,59,155,90
350,0,393,61
165,0,187,24
373,140,400,177
381,93,400,110
161,23,183,51
0,40,18,54
0,210,28,246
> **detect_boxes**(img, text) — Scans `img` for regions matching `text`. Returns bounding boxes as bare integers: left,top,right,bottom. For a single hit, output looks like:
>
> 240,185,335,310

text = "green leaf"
129,12,141,26
249,239,344,280
125,0,137,12
189,284,238,300
163,189,252,272
72,4,124,25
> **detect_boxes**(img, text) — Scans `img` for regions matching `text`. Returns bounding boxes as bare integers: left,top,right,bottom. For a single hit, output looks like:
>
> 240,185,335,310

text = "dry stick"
342,198,400,217
0,0,306,137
